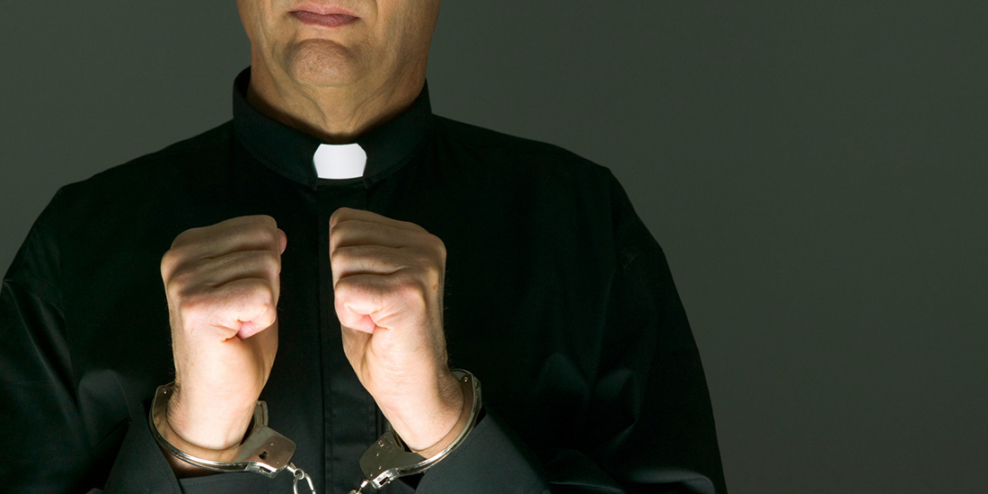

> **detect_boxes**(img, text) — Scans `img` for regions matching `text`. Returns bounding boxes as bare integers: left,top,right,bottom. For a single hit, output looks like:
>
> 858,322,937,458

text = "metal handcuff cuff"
149,369,482,494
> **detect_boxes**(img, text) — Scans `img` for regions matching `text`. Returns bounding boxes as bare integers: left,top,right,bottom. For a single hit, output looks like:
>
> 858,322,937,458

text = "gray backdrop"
1,2,985,493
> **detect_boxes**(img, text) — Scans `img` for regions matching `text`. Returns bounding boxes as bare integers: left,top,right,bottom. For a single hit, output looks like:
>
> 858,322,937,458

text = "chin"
285,39,362,87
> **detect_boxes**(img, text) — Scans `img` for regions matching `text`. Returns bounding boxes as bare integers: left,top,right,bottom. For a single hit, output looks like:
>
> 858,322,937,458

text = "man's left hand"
329,207,465,454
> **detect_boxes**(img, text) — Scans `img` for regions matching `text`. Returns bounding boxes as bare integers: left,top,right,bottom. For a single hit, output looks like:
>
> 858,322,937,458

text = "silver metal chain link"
287,463,315,494
348,479,371,494
346,370,482,493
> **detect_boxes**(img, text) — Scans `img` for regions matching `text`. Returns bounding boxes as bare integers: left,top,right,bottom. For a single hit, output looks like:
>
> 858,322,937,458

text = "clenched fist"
330,207,467,454
159,215,285,465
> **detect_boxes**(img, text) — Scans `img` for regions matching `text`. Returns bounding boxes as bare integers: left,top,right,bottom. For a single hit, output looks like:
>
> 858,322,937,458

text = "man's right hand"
158,215,285,465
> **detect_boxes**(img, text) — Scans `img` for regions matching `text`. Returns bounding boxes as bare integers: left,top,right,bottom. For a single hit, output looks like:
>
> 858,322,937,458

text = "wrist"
152,384,253,477
354,370,482,489
380,371,464,451
412,377,472,457
166,386,255,453
149,382,311,485
155,413,242,478
158,408,244,463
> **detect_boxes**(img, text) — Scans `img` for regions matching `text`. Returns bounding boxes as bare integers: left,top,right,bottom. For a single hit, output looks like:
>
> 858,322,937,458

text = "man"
0,1,726,493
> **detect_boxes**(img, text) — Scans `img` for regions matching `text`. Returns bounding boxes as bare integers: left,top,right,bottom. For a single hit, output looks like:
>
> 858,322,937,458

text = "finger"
170,217,282,258
334,274,400,334
237,319,276,340
194,222,282,258
167,250,281,312
341,313,377,334
329,244,410,285
164,226,283,279
173,215,277,245
330,207,424,234
329,219,436,253
191,277,278,341
201,214,278,231
193,249,282,287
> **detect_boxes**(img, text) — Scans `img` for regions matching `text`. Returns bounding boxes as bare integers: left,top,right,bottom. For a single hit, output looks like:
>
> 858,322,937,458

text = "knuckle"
239,277,273,299
257,214,277,227
174,289,212,325
170,227,197,248
333,291,349,314
238,214,276,229
160,249,179,278
178,289,208,310
411,254,442,280
431,235,447,258
333,275,354,296
164,278,185,302
252,280,277,303
164,264,200,299
329,246,345,265
249,224,280,251
260,249,281,270
161,244,196,274
168,267,196,290
424,262,443,284
329,208,348,229
396,277,429,309
263,225,281,247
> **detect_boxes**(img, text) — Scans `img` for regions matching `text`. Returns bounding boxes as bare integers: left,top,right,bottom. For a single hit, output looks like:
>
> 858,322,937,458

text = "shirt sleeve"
0,189,97,493
0,191,250,494
414,171,727,493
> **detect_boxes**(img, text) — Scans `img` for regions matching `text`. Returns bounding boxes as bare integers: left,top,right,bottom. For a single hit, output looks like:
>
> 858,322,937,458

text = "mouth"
291,5,360,28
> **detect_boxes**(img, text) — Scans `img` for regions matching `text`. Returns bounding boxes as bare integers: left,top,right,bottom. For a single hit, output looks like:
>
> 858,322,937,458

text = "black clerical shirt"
0,68,727,494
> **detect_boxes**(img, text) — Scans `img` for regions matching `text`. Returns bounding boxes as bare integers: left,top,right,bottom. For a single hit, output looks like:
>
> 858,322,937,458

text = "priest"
0,1,727,492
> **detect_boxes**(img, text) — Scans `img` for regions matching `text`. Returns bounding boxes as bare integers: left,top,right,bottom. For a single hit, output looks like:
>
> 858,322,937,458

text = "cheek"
376,3,430,61
406,2,441,51
376,1,416,41
239,3,268,44
252,4,293,60
239,2,282,40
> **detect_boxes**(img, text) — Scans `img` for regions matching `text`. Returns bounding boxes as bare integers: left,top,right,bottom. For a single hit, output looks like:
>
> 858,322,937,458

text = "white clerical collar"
313,143,367,179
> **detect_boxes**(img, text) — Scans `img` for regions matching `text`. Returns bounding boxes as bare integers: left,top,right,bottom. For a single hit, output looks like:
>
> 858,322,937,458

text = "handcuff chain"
348,479,371,494
287,463,316,494
348,369,482,492
149,383,317,494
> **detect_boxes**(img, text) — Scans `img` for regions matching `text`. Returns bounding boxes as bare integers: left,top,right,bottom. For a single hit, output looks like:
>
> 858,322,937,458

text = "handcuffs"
149,369,482,494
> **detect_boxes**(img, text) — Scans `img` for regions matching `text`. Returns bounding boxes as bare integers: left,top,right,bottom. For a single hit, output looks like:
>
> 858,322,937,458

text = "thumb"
237,319,274,340
338,305,377,334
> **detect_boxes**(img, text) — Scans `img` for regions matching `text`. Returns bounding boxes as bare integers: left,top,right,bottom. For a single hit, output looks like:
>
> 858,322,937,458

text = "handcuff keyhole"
259,451,268,460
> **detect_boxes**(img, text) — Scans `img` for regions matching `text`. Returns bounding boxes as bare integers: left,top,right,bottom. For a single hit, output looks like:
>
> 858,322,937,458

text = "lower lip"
292,11,359,28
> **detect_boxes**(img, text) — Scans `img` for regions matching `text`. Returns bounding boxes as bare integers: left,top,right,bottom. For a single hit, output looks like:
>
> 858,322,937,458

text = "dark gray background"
2,2,985,493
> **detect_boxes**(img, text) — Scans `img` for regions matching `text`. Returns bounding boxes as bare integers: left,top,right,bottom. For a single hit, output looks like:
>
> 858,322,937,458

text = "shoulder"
60,121,234,198
433,116,658,265
434,116,612,183
46,122,236,230
43,120,236,250
10,121,236,287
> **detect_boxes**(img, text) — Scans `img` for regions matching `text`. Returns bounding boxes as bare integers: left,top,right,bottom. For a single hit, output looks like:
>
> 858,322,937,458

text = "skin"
236,0,442,142
330,208,466,453
160,216,286,473
160,0,460,477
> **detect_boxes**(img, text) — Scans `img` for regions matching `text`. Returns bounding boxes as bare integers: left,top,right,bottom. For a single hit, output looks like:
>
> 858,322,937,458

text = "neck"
245,63,425,144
